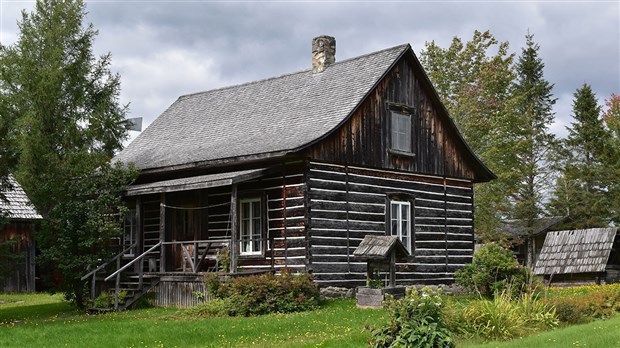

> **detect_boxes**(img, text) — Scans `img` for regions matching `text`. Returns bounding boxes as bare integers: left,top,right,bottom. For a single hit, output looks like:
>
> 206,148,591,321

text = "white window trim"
239,197,263,256
390,200,412,253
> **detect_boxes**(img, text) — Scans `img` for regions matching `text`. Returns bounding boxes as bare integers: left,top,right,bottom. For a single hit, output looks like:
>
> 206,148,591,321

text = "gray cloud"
2,1,618,139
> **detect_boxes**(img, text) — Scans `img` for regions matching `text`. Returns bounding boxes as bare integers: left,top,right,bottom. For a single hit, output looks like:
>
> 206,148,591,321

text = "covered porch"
84,167,289,309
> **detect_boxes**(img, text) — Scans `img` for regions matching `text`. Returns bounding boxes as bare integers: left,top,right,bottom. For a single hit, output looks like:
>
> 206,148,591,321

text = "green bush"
92,289,127,308
455,243,536,298
204,269,319,316
446,290,557,340
542,285,620,324
369,286,455,348
188,298,235,317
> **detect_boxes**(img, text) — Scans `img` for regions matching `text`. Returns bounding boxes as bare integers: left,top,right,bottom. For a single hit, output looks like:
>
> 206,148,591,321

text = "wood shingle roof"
0,175,42,220
115,44,410,171
534,228,617,275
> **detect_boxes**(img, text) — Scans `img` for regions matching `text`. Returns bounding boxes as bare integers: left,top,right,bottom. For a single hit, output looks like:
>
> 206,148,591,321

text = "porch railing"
162,239,231,273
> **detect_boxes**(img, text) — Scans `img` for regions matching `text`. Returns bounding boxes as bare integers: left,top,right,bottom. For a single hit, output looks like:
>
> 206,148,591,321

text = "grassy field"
468,315,620,348
3,292,620,347
0,293,386,348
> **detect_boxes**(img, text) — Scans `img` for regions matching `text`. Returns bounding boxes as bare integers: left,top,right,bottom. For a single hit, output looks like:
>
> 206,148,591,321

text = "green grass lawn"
467,315,620,348
0,293,386,348
3,292,620,348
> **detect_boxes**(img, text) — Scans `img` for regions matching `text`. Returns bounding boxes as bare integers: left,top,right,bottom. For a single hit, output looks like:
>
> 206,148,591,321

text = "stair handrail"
81,242,137,281
105,242,162,282
105,242,162,310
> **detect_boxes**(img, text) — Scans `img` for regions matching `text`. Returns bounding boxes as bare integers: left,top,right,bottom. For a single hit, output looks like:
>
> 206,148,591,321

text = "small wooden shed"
353,235,409,288
533,228,620,285
0,176,42,292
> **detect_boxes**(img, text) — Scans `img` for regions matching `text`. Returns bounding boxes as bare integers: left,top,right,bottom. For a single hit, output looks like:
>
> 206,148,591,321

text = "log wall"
307,161,474,288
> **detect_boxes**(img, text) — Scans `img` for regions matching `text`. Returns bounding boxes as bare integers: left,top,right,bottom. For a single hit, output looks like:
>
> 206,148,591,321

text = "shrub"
542,285,620,324
204,269,319,316
455,243,536,298
188,298,234,317
446,290,557,340
369,286,455,348
92,289,127,308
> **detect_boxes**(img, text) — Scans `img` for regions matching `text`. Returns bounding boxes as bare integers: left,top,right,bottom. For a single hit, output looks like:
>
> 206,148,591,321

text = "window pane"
391,112,412,152
240,199,262,254
252,201,260,218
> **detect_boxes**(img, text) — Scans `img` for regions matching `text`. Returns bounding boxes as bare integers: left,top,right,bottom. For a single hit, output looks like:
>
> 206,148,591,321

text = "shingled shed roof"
0,176,42,221
353,235,409,260
115,44,409,171
534,228,617,275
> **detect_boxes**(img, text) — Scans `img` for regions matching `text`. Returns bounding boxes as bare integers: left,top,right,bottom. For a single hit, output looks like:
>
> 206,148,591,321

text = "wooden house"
534,228,620,285
92,36,494,307
0,175,42,292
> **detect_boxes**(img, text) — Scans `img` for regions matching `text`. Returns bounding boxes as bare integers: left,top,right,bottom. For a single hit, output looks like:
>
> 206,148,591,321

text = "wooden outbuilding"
0,176,42,292
88,36,495,307
534,228,620,285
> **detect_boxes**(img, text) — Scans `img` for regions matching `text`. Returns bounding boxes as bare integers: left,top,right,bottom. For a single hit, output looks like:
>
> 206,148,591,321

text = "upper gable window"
390,111,412,153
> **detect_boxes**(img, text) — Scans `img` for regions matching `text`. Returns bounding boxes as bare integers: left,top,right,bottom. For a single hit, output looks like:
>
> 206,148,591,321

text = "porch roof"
125,168,267,196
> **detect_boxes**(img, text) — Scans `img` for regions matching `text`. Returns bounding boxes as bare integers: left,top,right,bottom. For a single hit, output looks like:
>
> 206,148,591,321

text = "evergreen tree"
548,84,612,228
0,0,137,306
602,93,620,225
420,30,519,241
510,33,557,266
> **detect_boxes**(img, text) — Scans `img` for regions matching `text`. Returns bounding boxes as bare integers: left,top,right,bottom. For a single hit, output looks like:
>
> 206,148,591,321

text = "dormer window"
390,110,412,153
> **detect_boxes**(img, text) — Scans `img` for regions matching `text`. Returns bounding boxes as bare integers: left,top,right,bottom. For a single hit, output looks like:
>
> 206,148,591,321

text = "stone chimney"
312,36,336,73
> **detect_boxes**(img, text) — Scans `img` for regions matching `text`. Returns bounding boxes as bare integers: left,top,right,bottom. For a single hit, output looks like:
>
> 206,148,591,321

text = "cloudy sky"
1,0,619,141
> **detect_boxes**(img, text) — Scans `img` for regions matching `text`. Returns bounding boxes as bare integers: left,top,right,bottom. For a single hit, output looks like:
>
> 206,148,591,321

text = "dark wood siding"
307,56,477,181
0,222,36,292
307,161,474,288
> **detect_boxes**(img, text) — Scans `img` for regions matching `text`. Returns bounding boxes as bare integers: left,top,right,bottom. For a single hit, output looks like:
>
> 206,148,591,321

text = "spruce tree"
548,84,611,228
510,33,556,266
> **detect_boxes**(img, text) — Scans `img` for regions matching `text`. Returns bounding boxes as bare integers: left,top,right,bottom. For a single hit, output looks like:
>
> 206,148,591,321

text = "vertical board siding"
307,56,477,181
0,222,36,292
152,277,209,307
308,161,473,288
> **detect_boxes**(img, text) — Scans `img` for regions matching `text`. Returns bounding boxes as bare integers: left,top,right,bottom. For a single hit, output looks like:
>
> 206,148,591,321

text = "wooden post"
159,193,166,273
389,252,396,288
230,184,238,274
135,197,142,274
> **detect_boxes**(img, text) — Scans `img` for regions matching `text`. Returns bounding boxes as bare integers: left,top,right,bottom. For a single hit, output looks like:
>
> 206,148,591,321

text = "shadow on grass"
0,302,78,322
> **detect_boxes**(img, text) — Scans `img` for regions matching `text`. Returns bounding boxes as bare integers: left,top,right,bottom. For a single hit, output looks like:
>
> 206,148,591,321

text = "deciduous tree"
0,0,136,306
420,30,519,241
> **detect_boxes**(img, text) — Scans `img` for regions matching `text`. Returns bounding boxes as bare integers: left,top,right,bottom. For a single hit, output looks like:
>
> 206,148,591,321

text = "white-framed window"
240,198,262,255
390,200,412,252
123,209,137,257
390,111,412,153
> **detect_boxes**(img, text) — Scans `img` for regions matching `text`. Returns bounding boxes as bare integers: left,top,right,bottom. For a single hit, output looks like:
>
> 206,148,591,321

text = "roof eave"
135,150,294,175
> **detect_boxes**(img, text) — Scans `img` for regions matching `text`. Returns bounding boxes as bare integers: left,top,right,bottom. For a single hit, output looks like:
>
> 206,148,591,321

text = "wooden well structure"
354,235,409,287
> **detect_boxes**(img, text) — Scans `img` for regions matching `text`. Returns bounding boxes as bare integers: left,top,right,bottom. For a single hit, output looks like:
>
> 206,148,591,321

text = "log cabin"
89,36,495,307
0,175,42,292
